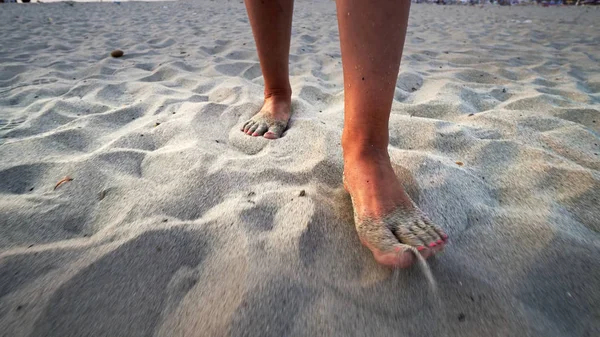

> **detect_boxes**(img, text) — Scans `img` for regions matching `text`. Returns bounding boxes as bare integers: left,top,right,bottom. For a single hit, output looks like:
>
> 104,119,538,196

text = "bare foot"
241,95,291,139
343,149,448,268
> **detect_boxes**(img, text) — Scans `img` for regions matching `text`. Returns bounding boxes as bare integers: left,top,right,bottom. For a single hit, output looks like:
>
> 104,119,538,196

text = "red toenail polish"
442,234,449,240
436,239,443,244
429,242,437,247
417,246,426,251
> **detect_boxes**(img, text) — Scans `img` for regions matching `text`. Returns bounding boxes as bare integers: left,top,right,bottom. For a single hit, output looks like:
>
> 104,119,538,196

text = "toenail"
436,239,443,244
442,234,449,240
417,246,426,251
428,242,437,247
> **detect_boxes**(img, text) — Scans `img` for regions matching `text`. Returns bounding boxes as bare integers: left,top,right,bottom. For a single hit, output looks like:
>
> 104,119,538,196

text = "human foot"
343,150,448,268
241,95,291,139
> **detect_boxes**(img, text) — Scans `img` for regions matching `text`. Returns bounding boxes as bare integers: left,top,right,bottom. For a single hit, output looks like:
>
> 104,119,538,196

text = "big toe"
263,131,279,139
263,123,286,139
367,243,417,269
357,223,429,269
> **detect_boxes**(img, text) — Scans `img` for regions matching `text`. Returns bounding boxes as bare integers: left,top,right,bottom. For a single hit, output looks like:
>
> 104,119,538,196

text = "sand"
1,1,599,336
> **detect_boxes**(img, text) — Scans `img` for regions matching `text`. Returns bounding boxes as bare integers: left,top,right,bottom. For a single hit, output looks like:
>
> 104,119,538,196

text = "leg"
336,0,448,268
241,0,294,139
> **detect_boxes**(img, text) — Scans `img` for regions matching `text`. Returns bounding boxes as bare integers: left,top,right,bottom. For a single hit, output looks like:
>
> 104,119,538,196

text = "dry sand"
1,1,599,336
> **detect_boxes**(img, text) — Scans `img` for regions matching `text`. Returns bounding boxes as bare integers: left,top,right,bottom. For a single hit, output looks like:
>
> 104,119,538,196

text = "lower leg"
336,0,409,155
337,0,410,216
242,0,294,139
335,0,447,267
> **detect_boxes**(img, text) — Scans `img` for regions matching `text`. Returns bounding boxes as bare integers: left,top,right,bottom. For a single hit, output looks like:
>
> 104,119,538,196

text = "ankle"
264,87,292,101
342,134,389,163
342,143,390,167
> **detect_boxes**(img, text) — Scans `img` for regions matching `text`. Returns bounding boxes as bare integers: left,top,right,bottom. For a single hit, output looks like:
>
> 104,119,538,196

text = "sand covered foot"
353,204,448,268
241,96,291,139
344,151,448,268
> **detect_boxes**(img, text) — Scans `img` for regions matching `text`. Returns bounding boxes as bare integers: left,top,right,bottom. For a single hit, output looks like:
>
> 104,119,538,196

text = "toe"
264,131,279,139
264,123,286,139
356,221,416,268
412,220,446,254
243,121,255,133
368,244,416,269
252,123,268,136
423,216,448,242
411,201,448,242
418,219,444,251
393,225,433,259
241,120,252,132
247,123,259,135
411,223,437,249
393,225,425,248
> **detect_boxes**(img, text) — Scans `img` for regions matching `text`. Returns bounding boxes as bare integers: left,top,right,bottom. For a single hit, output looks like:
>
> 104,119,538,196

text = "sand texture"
1,1,599,336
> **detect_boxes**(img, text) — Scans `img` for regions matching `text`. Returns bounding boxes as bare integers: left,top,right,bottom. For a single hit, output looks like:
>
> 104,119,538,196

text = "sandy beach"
1,1,599,336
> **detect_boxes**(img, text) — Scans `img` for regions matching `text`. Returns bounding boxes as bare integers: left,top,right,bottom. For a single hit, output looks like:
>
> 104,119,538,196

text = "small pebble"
110,50,124,58
299,190,306,197
458,313,466,322
456,161,464,166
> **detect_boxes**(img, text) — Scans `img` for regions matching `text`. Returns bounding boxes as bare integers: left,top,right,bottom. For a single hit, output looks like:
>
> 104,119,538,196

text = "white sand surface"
1,1,599,336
